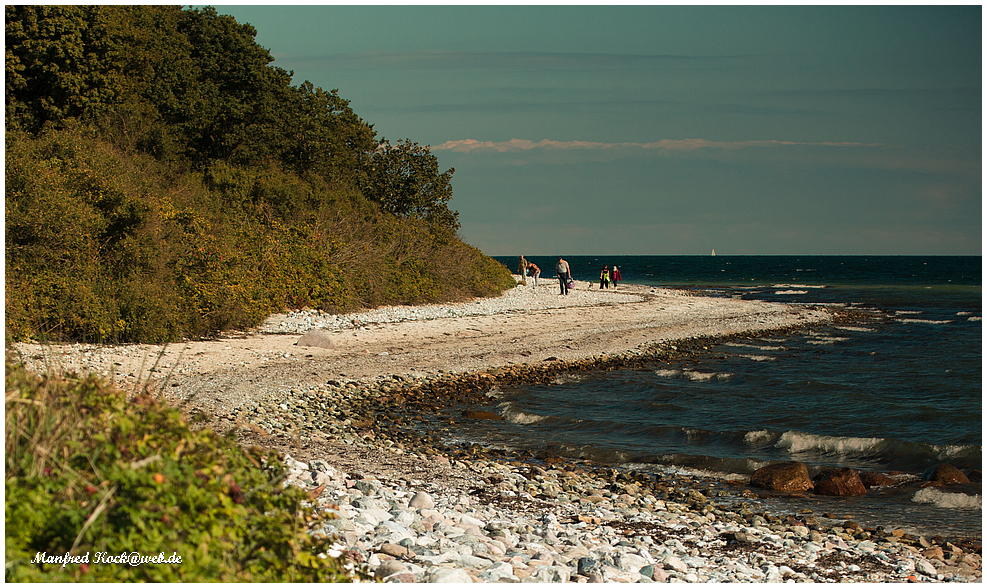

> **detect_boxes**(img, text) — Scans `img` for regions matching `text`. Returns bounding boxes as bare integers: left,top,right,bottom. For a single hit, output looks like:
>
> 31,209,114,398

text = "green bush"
4,361,357,582
6,5,519,345
5,127,516,344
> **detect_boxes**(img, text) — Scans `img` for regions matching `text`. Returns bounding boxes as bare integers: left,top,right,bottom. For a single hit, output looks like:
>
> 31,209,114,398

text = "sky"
214,4,981,256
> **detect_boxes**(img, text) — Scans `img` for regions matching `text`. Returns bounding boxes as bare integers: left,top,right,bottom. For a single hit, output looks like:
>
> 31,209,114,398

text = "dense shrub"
4,361,356,582
5,5,517,344
5,127,515,343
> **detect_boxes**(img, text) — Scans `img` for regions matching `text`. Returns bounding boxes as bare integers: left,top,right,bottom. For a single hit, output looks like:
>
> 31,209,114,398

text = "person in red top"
611,266,622,289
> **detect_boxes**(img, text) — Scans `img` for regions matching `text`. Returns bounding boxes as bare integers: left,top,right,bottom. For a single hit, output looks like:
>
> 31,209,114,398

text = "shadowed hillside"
5,5,514,343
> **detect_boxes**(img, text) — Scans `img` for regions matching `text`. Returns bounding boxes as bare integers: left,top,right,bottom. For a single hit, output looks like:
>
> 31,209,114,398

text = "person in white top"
555,258,571,295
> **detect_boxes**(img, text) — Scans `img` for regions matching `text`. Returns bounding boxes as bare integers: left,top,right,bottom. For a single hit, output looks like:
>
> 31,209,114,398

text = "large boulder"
814,468,868,496
859,471,897,488
750,462,814,492
923,463,970,485
296,330,334,348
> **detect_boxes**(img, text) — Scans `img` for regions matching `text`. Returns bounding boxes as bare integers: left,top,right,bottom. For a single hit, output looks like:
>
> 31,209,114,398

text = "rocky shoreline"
11,282,981,582
242,346,981,583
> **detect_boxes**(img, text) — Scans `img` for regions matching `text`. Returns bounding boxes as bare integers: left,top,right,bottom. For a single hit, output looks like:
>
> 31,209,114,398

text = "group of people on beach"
517,255,541,289
599,265,622,290
517,256,621,296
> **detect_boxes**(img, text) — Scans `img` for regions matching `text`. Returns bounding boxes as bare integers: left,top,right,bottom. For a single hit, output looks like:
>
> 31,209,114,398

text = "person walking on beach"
556,258,571,295
600,266,611,289
611,266,622,289
527,261,540,289
518,255,528,285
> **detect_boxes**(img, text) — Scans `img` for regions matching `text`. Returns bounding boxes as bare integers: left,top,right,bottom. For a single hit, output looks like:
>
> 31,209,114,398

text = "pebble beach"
12,278,981,582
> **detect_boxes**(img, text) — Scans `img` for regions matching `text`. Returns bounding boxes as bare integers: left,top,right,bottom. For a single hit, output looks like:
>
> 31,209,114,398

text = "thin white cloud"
431,138,885,153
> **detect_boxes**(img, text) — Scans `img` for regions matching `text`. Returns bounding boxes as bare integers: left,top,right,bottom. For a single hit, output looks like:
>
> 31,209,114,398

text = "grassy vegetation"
4,360,358,582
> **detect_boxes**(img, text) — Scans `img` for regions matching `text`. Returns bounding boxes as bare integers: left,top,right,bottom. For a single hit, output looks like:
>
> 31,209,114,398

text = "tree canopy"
5,5,511,343
5,5,455,226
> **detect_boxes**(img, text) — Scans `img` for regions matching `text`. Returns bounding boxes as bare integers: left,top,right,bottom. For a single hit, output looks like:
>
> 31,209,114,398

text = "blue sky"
215,5,981,255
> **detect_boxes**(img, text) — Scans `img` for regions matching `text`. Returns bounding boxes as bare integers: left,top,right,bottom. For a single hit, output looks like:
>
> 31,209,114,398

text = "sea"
447,256,982,540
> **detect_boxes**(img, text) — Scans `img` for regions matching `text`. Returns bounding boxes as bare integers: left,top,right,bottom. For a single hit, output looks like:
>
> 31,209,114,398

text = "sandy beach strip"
11,279,981,582
12,279,835,418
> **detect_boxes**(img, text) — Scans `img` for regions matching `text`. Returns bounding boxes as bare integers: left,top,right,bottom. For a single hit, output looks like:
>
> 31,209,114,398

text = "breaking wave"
738,354,775,362
771,284,826,289
912,487,982,510
775,431,884,454
654,369,733,381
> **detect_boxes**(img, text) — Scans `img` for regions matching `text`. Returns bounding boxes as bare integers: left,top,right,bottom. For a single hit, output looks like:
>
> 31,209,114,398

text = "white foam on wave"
553,373,587,385
682,370,732,382
496,401,550,425
807,336,850,345
835,325,875,333
739,354,776,362
898,318,952,325
772,284,826,289
932,443,981,461
722,342,785,352
775,431,883,454
642,463,748,482
654,368,732,383
895,310,923,315
503,410,548,425
774,290,809,295
744,430,775,446
912,487,982,510
967,316,981,322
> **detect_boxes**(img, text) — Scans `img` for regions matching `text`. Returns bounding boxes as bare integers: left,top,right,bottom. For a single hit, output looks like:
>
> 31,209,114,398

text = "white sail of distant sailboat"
711,249,716,256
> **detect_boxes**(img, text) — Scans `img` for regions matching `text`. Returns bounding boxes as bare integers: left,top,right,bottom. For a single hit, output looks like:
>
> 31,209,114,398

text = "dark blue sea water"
475,256,982,539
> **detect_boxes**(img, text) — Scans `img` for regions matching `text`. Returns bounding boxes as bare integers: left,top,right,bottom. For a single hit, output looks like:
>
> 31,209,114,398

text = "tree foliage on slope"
5,5,513,343
6,6,377,184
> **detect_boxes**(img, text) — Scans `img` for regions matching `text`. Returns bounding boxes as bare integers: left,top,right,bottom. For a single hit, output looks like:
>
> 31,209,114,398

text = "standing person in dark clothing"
600,266,611,289
556,258,571,295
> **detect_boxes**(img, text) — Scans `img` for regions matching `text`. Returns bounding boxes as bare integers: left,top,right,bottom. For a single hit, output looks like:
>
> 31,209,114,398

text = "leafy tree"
280,81,377,188
172,6,293,165
362,139,460,233
5,5,128,132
